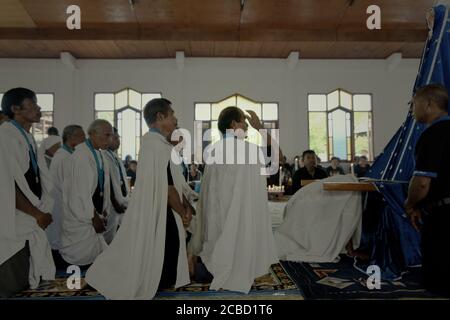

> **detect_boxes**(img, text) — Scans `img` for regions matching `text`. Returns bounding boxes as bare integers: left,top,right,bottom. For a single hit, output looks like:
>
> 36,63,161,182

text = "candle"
294,158,299,171
350,163,355,176
279,166,282,187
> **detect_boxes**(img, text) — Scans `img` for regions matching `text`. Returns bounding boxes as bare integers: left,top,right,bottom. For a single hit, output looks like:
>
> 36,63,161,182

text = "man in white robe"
0,88,55,294
59,119,112,267
46,125,85,256
189,107,279,294
274,175,362,263
86,98,192,300
38,127,61,168
103,127,130,244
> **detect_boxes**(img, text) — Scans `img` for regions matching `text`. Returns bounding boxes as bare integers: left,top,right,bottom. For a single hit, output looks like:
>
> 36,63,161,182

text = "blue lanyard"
107,150,125,185
86,139,105,195
62,144,74,154
10,120,39,177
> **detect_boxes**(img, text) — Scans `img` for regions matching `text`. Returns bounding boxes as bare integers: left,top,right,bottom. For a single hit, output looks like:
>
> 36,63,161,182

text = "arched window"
194,94,279,161
308,89,373,161
94,88,162,160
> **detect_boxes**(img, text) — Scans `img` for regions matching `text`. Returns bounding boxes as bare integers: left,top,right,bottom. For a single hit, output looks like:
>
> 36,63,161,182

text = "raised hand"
245,110,262,130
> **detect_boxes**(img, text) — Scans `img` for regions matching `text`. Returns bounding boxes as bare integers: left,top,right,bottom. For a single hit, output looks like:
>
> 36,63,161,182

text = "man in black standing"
405,84,450,296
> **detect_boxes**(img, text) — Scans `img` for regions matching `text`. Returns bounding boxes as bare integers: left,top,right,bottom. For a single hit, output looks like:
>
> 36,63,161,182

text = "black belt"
433,197,450,208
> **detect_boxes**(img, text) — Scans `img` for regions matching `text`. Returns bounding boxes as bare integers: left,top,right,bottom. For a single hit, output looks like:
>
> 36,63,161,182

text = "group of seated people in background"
267,150,372,195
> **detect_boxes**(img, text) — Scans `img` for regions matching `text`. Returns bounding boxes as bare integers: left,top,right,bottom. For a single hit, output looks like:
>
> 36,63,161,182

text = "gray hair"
87,119,112,135
62,125,83,144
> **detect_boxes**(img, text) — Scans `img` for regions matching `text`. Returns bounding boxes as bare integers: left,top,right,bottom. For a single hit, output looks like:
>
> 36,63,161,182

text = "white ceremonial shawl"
0,122,55,288
103,150,131,242
46,147,72,250
59,142,110,265
85,131,190,300
190,139,279,294
275,175,362,263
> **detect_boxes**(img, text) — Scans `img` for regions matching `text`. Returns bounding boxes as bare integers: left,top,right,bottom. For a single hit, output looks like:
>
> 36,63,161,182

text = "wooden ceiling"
0,0,436,59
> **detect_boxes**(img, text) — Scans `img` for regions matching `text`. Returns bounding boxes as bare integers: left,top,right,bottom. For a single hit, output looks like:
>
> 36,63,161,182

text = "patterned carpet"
281,255,447,300
10,263,303,300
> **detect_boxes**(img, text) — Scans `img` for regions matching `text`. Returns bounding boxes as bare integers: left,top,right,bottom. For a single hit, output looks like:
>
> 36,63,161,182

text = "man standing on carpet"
0,88,55,296
405,84,450,296
189,107,279,294
85,98,192,299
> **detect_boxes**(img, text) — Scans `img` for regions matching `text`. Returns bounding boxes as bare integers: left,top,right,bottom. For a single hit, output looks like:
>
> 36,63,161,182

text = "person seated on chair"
292,150,328,193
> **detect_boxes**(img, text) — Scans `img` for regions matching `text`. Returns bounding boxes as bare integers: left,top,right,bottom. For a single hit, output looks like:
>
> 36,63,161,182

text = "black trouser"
0,242,30,298
422,204,450,296
158,208,180,290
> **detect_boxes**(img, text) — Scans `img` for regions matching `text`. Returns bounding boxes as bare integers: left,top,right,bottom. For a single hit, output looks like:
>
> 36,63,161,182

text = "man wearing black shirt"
405,84,450,296
292,150,328,193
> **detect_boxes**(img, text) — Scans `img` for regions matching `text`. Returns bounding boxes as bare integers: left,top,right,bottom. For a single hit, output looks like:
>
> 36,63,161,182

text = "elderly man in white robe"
46,125,85,266
189,107,279,294
103,127,130,244
59,119,113,268
86,98,193,300
274,175,362,263
0,88,55,297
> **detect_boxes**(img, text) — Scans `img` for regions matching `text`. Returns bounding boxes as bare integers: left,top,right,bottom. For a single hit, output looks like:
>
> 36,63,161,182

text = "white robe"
59,142,110,266
46,147,72,250
189,139,279,294
0,122,55,289
103,150,131,244
274,175,362,263
85,131,190,300
39,135,61,168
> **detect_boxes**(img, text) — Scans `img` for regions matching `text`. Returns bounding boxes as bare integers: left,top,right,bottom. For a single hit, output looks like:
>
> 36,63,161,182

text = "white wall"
0,57,420,160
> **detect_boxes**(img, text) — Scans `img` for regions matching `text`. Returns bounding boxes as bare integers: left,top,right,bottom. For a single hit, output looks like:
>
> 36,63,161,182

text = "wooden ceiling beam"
0,27,428,42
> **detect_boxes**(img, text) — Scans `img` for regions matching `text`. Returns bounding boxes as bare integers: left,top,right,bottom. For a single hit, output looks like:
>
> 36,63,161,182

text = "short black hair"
302,150,316,159
359,155,368,161
143,98,172,126
130,160,138,165
113,127,119,134
1,88,36,119
415,84,449,111
218,106,244,135
47,127,59,136
331,157,340,161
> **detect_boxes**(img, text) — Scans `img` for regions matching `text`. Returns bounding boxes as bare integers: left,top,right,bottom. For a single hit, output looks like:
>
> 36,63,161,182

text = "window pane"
95,93,114,111
36,94,53,112
354,112,372,160
354,94,372,111
211,96,236,120
195,103,211,121
329,109,348,160
340,90,352,110
210,121,222,144
327,90,339,110
115,89,128,109
129,89,141,109
308,94,326,111
142,93,162,109
262,103,278,121
118,108,139,160
33,111,53,145
309,112,328,161
95,111,114,126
